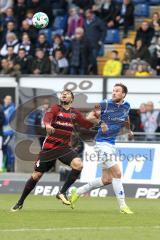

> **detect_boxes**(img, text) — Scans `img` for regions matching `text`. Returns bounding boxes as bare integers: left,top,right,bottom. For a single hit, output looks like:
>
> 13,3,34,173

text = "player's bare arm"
125,116,134,139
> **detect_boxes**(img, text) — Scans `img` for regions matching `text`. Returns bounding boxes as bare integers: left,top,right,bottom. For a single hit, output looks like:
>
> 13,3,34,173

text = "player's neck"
61,103,72,110
114,99,124,105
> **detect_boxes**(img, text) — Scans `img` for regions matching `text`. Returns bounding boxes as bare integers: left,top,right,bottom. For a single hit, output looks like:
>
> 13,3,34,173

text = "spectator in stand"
135,21,155,47
70,27,89,75
0,59,10,74
123,42,135,64
1,7,15,28
0,58,20,76
0,0,13,13
20,20,38,45
27,0,53,27
126,59,156,77
103,50,122,76
91,0,104,17
14,48,33,74
152,42,160,75
50,49,69,74
2,95,15,172
31,48,51,75
0,103,5,172
140,101,159,141
115,0,134,38
36,33,51,55
1,21,18,47
13,0,26,29
100,0,117,29
149,25,160,56
19,32,34,55
0,32,19,57
129,106,144,141
50,34,66,56
4,46,17,62
135,64,152,77
84,9,106,74
67,6,84,38
150,12,160,28
134,39,151,64
2,46,16,61
25,9,34,26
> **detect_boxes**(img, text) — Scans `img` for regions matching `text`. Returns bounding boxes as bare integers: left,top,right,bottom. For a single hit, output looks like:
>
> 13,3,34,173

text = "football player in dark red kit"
11,89,97,211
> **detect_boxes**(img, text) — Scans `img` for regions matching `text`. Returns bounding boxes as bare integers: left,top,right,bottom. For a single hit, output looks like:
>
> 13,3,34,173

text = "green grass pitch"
0,194,160,240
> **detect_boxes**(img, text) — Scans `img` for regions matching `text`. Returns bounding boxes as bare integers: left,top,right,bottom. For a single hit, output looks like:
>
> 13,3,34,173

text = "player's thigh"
108,163,122,178
95,142,118,169
58,147,81,169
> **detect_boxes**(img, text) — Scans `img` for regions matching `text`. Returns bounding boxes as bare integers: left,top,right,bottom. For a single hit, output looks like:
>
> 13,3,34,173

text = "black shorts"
34,147,78,173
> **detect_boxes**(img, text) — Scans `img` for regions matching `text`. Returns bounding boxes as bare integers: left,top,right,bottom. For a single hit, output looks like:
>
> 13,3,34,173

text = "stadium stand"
0,0,159,76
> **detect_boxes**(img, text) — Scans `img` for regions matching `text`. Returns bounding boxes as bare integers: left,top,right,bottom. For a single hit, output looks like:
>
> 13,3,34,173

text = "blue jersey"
96,99,130,145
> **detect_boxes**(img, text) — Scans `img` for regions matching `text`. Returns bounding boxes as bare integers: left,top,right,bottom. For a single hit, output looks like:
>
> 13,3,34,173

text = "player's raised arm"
75,110,95,129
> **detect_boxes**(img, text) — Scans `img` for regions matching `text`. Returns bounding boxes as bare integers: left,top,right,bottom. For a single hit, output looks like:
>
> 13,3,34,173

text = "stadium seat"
53,15,67,31
134,4,149,17
149,0,160,5
104,29,120,44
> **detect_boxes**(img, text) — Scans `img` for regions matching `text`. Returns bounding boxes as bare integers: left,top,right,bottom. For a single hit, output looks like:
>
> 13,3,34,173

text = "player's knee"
71,158,83,171
114,171,121,179
32,171,43,181
102,176,112,185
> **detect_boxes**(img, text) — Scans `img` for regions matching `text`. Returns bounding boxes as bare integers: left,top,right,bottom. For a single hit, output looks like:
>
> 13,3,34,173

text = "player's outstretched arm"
86,111,99,124
86,103,102,124
75,110,95,129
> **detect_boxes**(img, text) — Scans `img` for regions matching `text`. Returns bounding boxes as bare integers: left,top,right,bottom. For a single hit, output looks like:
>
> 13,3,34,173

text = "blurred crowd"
0,0,159,76
130,101,160,141
0,95,15,172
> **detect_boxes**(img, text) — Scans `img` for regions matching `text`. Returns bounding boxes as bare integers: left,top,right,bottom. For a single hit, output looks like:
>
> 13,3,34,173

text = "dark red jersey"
42,104,93,149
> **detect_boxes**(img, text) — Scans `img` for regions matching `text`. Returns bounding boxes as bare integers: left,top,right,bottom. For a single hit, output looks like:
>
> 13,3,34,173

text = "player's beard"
60,100,72,106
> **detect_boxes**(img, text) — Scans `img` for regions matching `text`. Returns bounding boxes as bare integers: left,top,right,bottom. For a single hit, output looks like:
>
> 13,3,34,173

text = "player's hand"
128,130,134,140
45,124,55,135
87,111,99,124
101,122,108,134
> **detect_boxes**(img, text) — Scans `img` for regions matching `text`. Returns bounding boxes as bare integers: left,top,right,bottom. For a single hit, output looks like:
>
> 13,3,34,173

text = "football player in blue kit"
70,83,134,214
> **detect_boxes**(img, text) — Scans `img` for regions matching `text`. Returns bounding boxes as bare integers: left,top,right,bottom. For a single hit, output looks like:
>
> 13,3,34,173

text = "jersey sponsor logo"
58,113,64,117
55,120,73,127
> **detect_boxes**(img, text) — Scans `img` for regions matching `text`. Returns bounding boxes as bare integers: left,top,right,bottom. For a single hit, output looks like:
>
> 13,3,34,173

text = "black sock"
60,169,81,194
18,177,38,205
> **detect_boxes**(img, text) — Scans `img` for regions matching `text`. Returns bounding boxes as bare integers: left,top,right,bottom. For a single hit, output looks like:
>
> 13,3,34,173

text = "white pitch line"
1,226,160,232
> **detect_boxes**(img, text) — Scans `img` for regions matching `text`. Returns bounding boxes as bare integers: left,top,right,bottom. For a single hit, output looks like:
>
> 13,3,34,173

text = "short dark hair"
114,83,128,96
62,89,74,100
112,50,119,55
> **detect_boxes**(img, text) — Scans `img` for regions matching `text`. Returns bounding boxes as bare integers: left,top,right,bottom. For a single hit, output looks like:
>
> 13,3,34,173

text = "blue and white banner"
81,142,160,184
